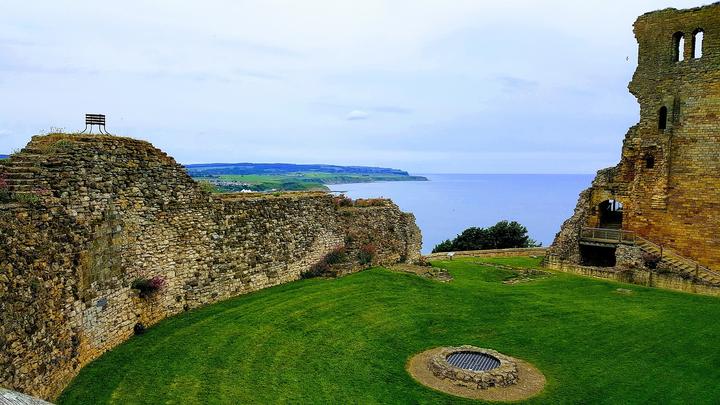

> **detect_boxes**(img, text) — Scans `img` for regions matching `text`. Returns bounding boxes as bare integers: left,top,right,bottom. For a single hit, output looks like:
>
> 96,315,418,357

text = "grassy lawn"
58,257,720,404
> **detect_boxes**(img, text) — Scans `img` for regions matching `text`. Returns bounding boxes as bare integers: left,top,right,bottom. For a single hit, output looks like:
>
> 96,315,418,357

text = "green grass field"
58,257,720,404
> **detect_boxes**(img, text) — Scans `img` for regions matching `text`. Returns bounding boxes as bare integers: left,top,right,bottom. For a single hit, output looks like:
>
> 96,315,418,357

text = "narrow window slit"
658,106,668,130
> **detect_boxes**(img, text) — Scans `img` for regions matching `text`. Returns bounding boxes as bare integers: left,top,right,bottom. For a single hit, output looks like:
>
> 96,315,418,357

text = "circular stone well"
447,351,501,371
428,346,518,389
406,346,546,402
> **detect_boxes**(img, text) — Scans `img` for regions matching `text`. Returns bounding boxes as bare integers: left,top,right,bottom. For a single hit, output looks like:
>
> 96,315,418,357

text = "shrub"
302,259,330,279
13,192,40,205
354,198,387,207
133,322,146,335
358,243,376,266
132,275,166,298
51,139,73,152
325,246,347,264
642,252,661,269
45,126,67,135
333,194,353,207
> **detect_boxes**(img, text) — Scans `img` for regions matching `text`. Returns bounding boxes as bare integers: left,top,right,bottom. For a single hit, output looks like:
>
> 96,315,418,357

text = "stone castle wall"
0,133,421,400
548,4,720,270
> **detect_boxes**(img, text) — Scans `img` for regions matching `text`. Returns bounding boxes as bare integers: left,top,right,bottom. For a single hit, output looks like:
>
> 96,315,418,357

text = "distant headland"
184,162,428,192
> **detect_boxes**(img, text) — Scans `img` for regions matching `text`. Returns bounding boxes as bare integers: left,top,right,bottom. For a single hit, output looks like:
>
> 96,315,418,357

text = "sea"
329,174,594,254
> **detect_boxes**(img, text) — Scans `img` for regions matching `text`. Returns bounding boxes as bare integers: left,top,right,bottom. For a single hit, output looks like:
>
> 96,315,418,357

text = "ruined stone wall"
548,4,720,270
545,258,720,298
0,133,421,400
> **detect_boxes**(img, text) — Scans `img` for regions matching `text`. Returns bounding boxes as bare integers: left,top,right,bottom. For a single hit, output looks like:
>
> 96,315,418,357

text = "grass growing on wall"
58,257,720,404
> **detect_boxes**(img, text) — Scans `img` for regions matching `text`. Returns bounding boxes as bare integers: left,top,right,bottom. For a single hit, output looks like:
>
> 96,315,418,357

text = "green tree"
452,227,493,251
487,220,530,249
431,220,540,253
431,239,454,253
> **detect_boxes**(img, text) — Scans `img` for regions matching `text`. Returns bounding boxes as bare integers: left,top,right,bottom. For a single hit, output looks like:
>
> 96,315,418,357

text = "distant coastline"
184,162,428,192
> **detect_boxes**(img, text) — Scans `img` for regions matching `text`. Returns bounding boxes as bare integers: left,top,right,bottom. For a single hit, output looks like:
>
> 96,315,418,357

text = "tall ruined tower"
547,4,720,274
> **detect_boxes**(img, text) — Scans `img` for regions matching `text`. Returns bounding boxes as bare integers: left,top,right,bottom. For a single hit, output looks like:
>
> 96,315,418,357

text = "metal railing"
580,227,720,281
634,234,720,280
580,227,636,244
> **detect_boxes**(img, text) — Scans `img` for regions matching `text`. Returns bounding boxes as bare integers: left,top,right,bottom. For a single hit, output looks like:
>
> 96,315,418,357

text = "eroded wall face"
0,134,421,400
549,4,720,270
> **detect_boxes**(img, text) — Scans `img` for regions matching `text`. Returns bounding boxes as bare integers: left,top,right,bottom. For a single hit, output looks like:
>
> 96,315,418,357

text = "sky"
0,0,707,173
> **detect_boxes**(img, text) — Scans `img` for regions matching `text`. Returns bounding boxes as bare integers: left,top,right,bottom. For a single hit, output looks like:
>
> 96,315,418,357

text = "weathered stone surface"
548,4,720,271
0,133,421,400
615,245,645,270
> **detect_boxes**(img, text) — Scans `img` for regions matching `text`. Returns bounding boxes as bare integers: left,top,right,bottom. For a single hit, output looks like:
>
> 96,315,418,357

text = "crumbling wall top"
632,2,719,91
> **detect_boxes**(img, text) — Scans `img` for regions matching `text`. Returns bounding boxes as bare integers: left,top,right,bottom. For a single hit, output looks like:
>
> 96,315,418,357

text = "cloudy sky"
0,1,704,173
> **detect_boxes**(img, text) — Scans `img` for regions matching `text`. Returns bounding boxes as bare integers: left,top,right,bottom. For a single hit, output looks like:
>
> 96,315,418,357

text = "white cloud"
346,110,369,121
0,0,704,172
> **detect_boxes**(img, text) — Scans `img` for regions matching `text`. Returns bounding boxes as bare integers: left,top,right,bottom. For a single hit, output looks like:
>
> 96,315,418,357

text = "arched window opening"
658,106,668,130
673,32,685,62
598,199,623,229
693,29,704,58
644,154,655,169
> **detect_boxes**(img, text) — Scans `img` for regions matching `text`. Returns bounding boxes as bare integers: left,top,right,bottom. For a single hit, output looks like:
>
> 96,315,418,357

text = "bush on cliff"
325,246,347,264
353,198,387,207
131,276,166,298
358,243,376,265
332,194,353,207
302,247,350,279
302,259,331,279
432,220,540,253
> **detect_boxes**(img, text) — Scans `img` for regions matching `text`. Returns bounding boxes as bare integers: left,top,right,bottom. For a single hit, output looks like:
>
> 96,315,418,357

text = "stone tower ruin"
546,4,720,280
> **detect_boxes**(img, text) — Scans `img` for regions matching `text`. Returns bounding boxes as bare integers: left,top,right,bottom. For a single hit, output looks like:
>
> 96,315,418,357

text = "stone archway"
598,199,623,229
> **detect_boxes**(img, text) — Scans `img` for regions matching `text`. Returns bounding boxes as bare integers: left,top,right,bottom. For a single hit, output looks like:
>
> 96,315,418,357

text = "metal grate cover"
446,351,500,371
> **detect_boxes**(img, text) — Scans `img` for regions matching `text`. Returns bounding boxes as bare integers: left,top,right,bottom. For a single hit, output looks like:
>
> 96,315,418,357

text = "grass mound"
59,257,720,404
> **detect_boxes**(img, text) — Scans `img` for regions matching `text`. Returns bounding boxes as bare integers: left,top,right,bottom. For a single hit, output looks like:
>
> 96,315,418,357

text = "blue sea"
330,174,593,254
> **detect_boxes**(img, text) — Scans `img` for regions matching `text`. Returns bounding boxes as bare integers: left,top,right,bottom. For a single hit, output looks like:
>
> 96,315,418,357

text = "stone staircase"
579,227,720,285
634,237,720,285
2,148,48,194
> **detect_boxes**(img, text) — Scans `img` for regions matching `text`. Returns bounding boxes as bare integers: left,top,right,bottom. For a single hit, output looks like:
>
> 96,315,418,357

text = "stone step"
637,242,658,251
6,178,35,185
11,155,44,163
636,241,720,284
21,147,46,153
9,186,34,192
5,172,35,179
7,164,39,170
